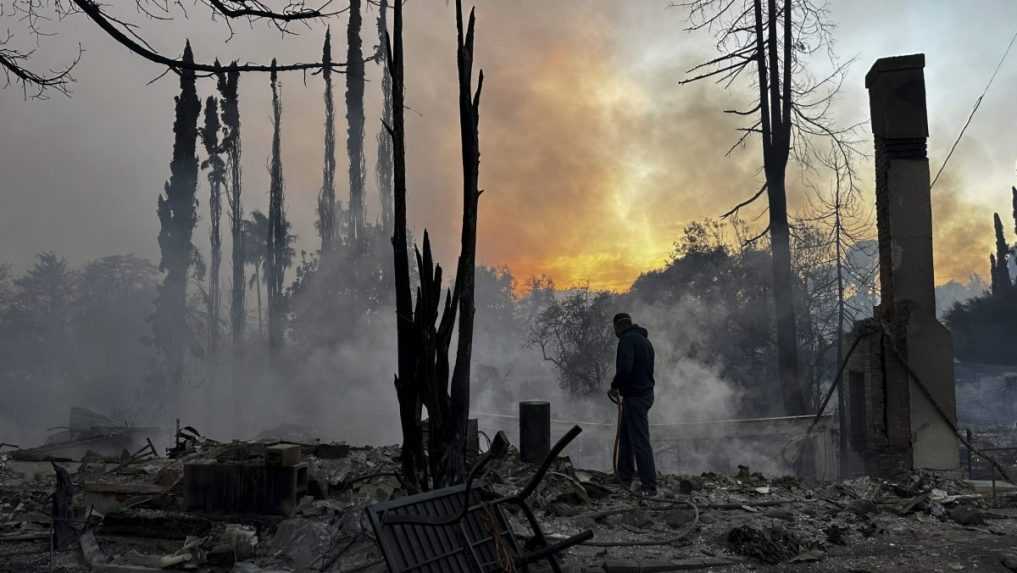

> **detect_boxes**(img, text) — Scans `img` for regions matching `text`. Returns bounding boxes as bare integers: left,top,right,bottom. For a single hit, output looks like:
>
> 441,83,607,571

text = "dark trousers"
617,392,656,488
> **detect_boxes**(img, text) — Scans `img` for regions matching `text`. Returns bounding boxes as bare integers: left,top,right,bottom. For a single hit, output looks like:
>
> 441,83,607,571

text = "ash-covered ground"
3,420,1017,573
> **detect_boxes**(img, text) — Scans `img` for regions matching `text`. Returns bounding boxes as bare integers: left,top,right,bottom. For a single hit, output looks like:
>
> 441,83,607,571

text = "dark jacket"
611,325,655,397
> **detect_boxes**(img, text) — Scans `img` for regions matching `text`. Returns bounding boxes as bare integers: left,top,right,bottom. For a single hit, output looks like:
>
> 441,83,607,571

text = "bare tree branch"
721,182,767,219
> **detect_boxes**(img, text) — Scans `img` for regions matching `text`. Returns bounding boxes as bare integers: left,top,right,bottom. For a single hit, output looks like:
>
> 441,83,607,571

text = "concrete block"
266,444,302,467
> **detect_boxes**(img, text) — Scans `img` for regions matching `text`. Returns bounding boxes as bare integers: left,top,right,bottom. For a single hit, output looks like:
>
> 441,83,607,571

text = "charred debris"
2,412,1017,572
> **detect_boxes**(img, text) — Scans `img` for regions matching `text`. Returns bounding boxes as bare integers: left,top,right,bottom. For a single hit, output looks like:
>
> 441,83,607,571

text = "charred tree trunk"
755,0,804,415
386,0,425,490
347,0,366,245
318,29,338,254
201,96,225,354
445,0,484,484
155,41,201,385
266,61,287,351
217,63,246,346
376,0,394,232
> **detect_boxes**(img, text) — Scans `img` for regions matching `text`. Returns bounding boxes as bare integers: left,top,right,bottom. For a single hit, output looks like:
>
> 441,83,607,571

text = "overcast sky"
2,0,1015,291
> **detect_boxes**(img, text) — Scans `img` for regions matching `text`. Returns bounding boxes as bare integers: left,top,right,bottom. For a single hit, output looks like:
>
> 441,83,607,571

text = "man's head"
613,312,633,337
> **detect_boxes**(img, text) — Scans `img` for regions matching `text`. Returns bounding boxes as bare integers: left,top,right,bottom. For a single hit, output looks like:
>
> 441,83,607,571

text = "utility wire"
931,27,1017,190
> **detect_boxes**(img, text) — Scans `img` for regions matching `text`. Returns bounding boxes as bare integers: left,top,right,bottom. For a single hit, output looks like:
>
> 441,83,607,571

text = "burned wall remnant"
843,54,960,477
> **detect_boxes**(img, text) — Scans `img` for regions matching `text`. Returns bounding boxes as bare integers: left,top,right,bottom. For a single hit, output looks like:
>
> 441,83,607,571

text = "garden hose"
609,391,622,476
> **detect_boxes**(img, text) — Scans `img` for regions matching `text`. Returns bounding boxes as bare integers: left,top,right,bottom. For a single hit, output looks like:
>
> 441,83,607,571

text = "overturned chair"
365,425,593,572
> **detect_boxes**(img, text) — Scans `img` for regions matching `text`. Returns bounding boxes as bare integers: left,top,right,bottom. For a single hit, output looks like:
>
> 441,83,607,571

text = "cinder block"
266,444,302,467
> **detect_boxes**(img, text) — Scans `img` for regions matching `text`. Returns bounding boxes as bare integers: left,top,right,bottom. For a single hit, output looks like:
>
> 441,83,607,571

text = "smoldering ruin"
2,1,1017,572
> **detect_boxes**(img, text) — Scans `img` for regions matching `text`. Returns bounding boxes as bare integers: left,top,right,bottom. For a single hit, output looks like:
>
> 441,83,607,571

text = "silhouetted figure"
609,312,657,495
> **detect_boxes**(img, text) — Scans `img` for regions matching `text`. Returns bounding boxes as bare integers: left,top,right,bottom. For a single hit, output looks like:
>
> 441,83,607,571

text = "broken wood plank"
82,482,166,495
0,532,49,542
90,564,161,573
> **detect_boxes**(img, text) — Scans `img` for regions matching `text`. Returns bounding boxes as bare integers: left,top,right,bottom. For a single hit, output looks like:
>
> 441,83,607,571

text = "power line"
930,26,1017,191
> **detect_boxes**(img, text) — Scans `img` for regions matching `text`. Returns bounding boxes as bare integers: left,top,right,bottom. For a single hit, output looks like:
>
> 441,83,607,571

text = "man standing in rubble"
609,312,657,495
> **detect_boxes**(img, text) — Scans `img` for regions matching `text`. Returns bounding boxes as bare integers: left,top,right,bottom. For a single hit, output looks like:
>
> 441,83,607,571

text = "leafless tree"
679,0,863,414
1,0,350,98
528,287,615,397
796,147,875,452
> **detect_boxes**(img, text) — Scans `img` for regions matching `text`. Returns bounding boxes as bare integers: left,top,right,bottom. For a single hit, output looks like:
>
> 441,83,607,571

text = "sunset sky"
2,1,1016,292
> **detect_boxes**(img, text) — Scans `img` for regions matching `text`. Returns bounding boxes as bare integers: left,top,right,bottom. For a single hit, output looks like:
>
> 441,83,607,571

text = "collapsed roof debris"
2,416,1017,572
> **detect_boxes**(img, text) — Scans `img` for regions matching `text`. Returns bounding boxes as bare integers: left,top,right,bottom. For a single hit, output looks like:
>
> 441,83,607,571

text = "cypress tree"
991,212,1012,296
155,41,201,383
266,61,288,350
217,62,246,345
1012,186,1016,236
318,29,337,253
201,95,225,353
346,0,365,243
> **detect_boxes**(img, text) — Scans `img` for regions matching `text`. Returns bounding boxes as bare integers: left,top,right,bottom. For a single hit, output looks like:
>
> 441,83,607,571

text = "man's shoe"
639,486,659,497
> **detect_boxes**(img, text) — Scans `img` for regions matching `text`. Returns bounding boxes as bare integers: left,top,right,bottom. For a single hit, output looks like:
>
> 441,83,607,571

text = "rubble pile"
2,422,1017,572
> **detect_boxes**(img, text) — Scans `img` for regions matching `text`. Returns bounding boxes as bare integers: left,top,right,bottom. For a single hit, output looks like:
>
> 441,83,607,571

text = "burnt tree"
386,0,425,489
266,61,288,350
385,0,484,490
318,29,338,254
201,95,226,353
346,0,366,244
217,63,246,345
375,0,394,232
680,0,860,415
446,0,483,482
154,41,201,384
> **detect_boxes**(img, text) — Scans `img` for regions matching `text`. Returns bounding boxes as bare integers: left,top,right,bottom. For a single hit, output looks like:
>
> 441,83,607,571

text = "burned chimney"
842,54,960,478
